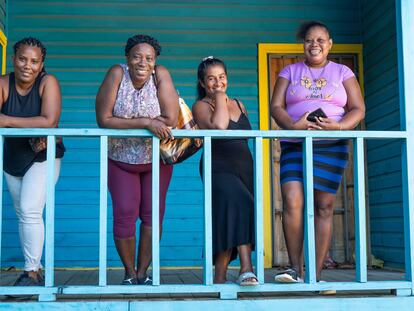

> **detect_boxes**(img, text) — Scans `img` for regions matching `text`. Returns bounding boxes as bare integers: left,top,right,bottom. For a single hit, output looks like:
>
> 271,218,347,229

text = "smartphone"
307,108,327,122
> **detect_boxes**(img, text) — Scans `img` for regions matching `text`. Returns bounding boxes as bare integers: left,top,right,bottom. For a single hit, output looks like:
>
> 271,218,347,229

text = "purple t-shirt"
279,61,355,122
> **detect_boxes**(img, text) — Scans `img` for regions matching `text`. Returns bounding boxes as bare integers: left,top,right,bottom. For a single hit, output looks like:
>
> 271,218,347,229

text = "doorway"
257,43,366,267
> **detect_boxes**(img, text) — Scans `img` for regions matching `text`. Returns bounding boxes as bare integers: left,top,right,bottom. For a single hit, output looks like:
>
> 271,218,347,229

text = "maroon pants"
108,158,173,239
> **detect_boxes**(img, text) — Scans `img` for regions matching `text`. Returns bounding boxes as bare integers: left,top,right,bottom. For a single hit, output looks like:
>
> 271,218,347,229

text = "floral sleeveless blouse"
108,64,161,164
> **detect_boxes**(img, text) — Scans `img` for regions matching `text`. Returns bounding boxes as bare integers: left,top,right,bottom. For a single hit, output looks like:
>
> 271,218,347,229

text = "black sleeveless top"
200,99,253,182
1,72,64,177
210,99,253,176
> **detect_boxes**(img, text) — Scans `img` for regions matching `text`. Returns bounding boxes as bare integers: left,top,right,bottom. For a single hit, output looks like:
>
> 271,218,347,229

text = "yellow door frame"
0,29,7,74
258,43,364,268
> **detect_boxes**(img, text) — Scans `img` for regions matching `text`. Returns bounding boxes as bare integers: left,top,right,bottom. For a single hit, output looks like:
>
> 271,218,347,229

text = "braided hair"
196,57,227,100
13,37,47,62
124,34,161,56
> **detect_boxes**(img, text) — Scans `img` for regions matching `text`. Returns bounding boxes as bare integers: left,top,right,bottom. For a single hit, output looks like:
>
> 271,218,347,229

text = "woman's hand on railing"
147,119,173,139
0,113,7,127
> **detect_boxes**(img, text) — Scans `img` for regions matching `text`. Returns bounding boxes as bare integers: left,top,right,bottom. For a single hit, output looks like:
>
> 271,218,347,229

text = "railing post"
203,136,213,285
0,135,3,274
402,137,414,295
99,136,108,286
397,0,414,296
254,137,264,283
354,137,367,282
303,137,316,283
39,135,57,302
152,137,160,286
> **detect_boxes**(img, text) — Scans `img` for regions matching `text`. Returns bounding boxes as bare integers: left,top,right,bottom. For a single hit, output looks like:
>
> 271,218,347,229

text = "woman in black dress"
192,57,257,286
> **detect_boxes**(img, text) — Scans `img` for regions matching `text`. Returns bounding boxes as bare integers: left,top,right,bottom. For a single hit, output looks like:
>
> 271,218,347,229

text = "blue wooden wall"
0,0,5,75
0,0,5,33
361,0,404,268
2,0,367,268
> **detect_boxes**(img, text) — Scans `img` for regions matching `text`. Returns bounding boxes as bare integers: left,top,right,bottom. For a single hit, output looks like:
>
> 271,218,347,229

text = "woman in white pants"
0,37,64,287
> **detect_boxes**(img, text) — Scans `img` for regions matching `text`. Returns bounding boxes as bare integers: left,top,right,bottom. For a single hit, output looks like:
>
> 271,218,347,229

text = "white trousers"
4,159,61,272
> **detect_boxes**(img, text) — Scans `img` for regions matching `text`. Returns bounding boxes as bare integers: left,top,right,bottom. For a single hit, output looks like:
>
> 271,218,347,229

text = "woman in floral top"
96,34,178,285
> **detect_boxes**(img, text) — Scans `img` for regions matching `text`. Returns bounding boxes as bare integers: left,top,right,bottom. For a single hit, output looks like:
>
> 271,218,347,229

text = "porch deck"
0,267,405,301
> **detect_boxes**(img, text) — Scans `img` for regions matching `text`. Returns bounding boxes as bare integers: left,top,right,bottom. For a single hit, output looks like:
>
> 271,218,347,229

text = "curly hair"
196,57,227,100
13,37,47,62
296,21,330,41
124,34,161,56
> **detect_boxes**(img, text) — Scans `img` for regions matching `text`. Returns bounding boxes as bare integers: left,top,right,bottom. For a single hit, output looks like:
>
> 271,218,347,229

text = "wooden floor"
0,267,406,301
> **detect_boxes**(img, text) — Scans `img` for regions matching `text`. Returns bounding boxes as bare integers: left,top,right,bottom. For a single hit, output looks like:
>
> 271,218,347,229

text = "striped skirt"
279,140,349,194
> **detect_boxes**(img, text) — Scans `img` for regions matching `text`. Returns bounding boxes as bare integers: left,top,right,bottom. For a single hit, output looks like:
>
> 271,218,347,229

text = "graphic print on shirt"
295,63,339,101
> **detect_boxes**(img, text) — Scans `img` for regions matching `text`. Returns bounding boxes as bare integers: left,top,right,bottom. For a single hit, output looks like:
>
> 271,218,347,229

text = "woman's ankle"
213,277,227,284
239,264,254,275
26,270,39,280
136,269,148,279
124,269,137,279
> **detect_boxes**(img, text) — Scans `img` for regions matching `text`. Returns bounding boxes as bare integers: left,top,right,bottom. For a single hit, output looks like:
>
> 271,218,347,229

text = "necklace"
306,61,329,88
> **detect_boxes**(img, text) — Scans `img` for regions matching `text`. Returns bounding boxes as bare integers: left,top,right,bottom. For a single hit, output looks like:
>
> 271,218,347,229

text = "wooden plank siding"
2,0,363,268
0,0,6,74
0,0,5,33
361,0,404,268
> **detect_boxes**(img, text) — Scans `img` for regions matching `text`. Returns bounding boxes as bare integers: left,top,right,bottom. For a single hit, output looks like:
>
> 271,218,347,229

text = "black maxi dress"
201,99,255,263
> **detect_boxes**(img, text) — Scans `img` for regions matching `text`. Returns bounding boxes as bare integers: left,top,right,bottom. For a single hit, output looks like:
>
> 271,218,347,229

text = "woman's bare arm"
154,65,179,127
192,91,230,130
340,77,365,129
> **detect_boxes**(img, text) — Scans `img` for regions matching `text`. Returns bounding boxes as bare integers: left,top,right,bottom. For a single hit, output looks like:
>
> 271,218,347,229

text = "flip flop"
236,272,259,286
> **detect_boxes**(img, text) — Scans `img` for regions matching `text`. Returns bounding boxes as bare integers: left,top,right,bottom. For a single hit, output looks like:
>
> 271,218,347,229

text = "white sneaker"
274,269,304,283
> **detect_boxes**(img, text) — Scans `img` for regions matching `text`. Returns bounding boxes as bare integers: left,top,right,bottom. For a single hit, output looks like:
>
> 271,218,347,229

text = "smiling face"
201,64,228,98
126,43,156,88
12,44,44,84
303,26,332,67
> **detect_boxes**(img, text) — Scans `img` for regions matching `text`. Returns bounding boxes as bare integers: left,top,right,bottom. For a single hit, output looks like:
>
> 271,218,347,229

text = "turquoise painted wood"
3,0,367,268
0,0,5,33
0,0,413,308
354,138,367,282
397,0,414,294
4,297,414,311
0,136,3,275
0,127,412,302
303,138,316,283
361,0,405,267
151,138,160,286
0,0,6,75
203,137,213,285
99,136,108,286
0,0,408,276
40,136,57,302
254,138,264,283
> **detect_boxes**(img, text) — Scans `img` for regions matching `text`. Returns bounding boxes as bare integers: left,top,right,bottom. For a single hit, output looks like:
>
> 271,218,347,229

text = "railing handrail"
0,129,412,301
0,128,408,139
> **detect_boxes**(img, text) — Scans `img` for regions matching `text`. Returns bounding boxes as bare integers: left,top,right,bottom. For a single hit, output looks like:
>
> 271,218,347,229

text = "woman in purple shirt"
270,21,365,286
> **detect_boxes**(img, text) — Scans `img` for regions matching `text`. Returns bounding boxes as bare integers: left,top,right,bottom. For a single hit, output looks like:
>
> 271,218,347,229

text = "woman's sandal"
236,272,259,286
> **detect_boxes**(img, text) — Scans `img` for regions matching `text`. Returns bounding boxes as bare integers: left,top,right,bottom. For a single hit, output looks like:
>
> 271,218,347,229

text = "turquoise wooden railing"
0,128,412,302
